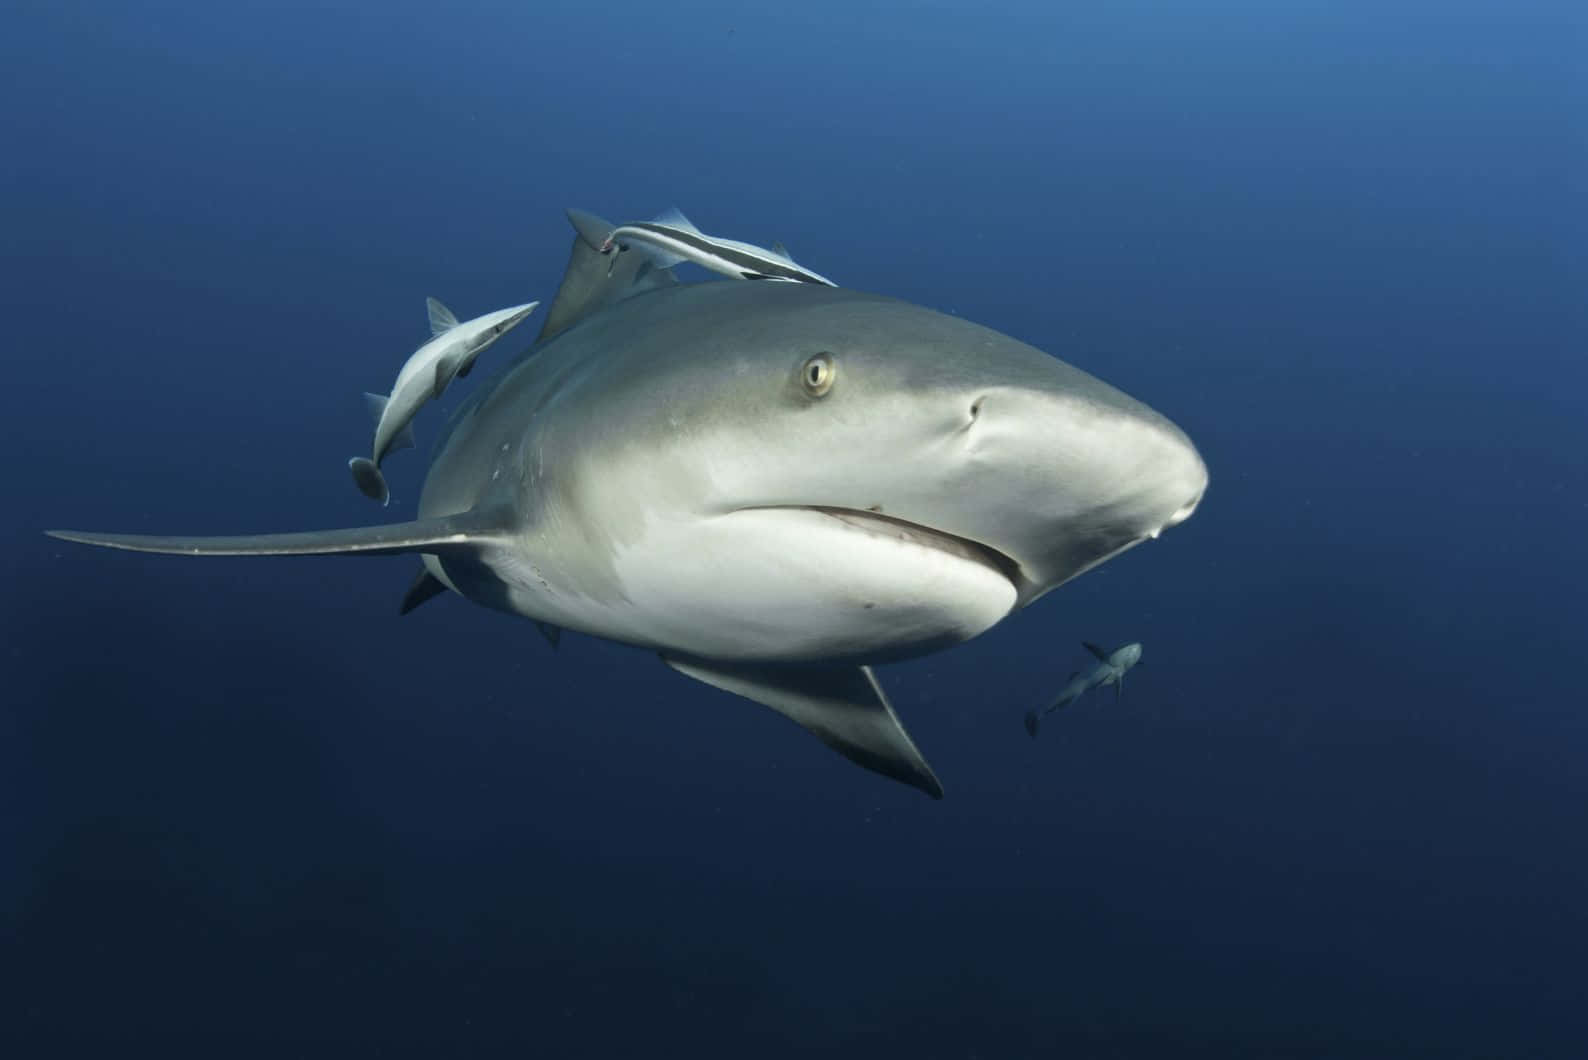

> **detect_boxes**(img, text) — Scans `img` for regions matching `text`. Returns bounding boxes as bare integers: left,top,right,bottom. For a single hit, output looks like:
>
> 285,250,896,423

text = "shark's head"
481,283,1206,664
1113,642,1144,670
694,291,1209,606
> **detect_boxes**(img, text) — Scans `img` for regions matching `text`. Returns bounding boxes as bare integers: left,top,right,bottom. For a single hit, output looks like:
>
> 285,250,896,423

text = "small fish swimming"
599,208,836,286
1024,641,1143,738
349,297,539,505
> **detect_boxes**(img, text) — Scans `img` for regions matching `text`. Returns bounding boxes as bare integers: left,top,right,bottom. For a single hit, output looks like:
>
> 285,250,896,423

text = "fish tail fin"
348,457,390,505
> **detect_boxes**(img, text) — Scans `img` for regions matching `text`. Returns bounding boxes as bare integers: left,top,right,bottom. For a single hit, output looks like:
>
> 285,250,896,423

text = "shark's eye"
801,352,836,397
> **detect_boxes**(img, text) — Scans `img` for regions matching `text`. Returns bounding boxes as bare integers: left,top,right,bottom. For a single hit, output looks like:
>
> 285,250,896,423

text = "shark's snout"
1146,424,1208,535
932,378,1207,600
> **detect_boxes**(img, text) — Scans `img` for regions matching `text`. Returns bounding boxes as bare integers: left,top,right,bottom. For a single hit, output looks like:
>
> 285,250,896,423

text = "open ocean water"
3,1,1584,1056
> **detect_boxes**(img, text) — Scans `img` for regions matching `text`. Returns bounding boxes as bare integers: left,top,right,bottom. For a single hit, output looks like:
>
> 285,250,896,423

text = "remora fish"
1023,641,1144,738
599,207,837,286
348,297,539,505
49,208,1204,799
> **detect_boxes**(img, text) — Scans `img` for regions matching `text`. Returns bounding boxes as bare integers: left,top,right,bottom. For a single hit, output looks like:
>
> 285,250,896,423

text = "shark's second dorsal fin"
45,505,515,559
427,297,459,337
537,208,678,343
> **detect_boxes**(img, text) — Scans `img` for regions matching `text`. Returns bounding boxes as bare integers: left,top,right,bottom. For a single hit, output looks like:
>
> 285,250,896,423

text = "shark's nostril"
969,396,985,420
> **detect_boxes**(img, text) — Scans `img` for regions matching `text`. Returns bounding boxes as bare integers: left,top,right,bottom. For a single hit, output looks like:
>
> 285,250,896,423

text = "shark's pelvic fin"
426,296,459,336
45,506,513,558
399,568,449,614
661,655,944,799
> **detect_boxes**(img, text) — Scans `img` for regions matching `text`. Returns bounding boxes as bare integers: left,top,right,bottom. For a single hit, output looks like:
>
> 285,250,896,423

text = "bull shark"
348,297,539,505
1023,641,1144,738
47,208,1206,799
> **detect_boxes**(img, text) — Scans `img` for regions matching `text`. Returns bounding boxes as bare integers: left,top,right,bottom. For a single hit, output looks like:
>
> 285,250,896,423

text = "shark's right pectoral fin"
661,655,944,799
45,506,513,559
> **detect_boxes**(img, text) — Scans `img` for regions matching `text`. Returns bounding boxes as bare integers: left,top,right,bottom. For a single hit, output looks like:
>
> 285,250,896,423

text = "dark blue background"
4,1,1584,1055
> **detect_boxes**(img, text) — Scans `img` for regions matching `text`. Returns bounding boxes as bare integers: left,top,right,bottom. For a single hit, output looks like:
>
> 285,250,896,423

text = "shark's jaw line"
753,505,1026,595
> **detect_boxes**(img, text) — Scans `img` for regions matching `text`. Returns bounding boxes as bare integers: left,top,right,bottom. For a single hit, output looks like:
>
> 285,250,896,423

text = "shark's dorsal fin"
426,297,459,337
537,208,678,343
661,655,943,799
46,505,514,558
565,207,614,251
770,240,792,261
1082,641,1109,661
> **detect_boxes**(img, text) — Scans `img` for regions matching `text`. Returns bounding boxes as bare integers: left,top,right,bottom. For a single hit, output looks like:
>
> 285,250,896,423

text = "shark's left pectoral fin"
661,655,944,799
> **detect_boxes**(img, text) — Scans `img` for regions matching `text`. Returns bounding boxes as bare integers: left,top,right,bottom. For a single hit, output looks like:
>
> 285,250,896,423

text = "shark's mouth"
791,506,1026,592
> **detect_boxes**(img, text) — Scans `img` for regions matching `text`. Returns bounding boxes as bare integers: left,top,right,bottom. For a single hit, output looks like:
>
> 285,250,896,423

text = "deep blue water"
4,1,1585,1055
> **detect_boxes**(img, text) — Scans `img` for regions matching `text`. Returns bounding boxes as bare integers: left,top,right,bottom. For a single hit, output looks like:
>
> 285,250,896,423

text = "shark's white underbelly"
492,506,1016,663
